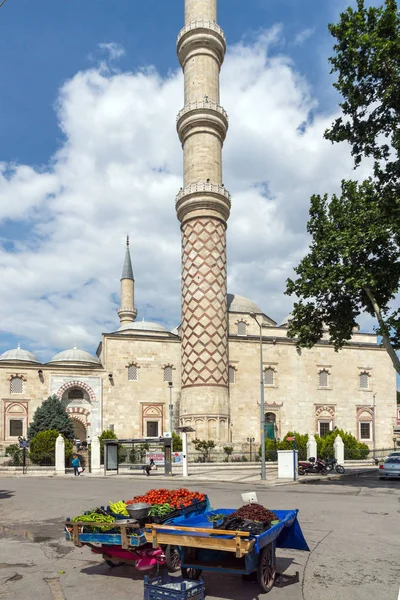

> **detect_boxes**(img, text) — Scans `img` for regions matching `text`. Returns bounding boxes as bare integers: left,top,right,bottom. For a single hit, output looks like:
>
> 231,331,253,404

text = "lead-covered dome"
49,346,101,365
0,345,40,364
227,293,263,315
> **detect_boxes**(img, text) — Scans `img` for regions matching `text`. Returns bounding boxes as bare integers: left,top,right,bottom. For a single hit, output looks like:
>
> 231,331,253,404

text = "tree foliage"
286,0,400,374
98,429,118,463
192,438,216,462
172,432,183,452
28,395,75,440
29,430,73,465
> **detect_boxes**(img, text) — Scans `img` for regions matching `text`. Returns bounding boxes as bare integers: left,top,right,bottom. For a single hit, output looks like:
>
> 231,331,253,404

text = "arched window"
68,388,84,400
263,368,275,386
10,376,23,394
237,321,247,336
128,364,138,381
359,372,370,389
163,366,173,383
318,370,329,388
228,366,236,384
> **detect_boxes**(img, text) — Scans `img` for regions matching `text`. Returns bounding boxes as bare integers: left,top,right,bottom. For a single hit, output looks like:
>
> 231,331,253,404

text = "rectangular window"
318,370,329,388
263,368,275,386
318,421,331,437
128,365,138,381
9,419,23,437
146,421,159,437
228,366,236,384
360,422,371,440
359,372,370,389
10,377,23,394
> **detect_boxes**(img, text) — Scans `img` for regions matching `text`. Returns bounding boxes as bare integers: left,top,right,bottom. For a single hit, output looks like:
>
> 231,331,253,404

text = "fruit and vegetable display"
229,504,278,523
217,504,279,536
109,500,129,516
127,488,206,508
71,510,116,532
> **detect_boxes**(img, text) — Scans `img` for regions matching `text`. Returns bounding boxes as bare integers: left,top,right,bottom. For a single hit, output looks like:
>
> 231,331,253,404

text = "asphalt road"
0,473,399,600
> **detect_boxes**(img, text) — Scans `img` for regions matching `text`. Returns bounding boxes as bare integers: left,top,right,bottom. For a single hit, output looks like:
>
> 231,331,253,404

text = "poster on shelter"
146,451,165,465
173,452,183,464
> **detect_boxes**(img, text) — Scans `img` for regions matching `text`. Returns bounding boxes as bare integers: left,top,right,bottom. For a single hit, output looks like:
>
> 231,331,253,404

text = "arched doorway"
60,386,91,441
264,412,277,440
71,418,87,441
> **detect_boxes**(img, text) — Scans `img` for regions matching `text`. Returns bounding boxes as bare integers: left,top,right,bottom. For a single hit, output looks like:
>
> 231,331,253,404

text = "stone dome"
227,293,263,315
117,320,169,333
280,313,293,327
0,345,40,364
49,346,101,365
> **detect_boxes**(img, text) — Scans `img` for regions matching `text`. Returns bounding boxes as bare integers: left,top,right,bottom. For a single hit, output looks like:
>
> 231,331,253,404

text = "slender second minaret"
176,0,230,440
118,236,137,325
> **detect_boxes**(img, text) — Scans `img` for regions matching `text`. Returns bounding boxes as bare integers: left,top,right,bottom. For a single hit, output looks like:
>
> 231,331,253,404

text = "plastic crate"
144,573,205,600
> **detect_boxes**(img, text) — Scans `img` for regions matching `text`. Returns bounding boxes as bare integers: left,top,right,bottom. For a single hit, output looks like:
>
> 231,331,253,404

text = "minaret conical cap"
121,235,134,281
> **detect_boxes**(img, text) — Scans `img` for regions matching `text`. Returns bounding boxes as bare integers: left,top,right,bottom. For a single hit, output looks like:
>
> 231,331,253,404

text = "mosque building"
0,0,398,452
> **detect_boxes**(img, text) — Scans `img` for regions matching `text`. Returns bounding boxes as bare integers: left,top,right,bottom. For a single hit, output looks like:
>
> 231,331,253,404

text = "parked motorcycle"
325,457,345,474
298,457,327,476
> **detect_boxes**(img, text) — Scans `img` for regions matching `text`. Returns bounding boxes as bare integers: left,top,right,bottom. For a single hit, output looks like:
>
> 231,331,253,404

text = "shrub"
317,429,370,460
192,438,216,462
223,446,234,462
98,429,118,463
172,432,183,452
28,395,74,441
5,444,23,466
29,430,73,465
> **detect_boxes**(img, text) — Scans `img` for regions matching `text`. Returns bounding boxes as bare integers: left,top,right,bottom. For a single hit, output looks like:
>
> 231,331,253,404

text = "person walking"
72,455,81,476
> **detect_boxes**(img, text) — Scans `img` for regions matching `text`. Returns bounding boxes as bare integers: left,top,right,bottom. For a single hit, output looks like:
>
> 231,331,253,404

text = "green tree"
29,430,73,465
223,445,234,462
286,0,400,375
397,390,400,404
5,444,22,466
98,429,118,463
192,438,216,462
316,429,370,460
28,395,75,440
172,432,183,452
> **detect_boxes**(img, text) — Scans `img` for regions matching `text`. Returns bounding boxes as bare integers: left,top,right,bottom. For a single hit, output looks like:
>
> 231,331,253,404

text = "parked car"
379,457,400,480
384,451,400,460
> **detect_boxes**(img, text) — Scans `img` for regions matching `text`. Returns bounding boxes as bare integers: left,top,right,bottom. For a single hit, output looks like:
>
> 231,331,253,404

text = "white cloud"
97,42,126,61
293,28,315,46
0,30,373,358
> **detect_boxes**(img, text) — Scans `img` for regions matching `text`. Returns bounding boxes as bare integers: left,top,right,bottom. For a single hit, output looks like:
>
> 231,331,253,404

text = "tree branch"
364,286,400,375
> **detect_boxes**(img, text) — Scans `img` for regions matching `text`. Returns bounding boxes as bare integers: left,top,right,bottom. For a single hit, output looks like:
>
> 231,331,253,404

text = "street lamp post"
372,393,376,461
250,312,266,480
247,437,255,462
168,382,173,452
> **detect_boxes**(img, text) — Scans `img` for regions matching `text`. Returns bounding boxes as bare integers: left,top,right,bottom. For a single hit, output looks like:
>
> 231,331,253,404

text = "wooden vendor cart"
145,508,309,594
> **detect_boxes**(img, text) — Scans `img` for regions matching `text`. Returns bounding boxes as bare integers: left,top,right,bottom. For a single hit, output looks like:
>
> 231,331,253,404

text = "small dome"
49,346,101,365
117,320,169,333
0,345,40,364
280,313,293,327
227,293,263,315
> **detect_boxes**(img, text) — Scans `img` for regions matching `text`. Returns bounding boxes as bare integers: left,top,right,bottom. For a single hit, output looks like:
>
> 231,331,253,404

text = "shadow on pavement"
0,490,14,499
80,556,299,599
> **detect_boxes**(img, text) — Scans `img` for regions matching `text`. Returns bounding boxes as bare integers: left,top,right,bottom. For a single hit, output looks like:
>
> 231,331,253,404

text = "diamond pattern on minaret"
181,218,228,387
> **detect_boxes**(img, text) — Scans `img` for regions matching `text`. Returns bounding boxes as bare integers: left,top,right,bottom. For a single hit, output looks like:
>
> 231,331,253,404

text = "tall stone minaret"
176,0,230,440
118,236,138,326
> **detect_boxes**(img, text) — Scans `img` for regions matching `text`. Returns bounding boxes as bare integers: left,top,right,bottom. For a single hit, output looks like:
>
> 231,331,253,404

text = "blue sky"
0,0,396,385
1,0,343,167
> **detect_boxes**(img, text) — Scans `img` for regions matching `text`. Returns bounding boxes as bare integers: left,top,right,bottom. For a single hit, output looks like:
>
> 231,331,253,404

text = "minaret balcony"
177,100,229,144
175,182,231,224
177,20,226,68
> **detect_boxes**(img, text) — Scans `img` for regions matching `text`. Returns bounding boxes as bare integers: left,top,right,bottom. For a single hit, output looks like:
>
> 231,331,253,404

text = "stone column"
182,431,189,477
91,435,101,475
307,434,317,460
55,434,65,475
334,435,345,464
177,0,231,440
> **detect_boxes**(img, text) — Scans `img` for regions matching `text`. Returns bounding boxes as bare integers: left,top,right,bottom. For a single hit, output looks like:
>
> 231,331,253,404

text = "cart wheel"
298,466,305,476
181,567,202,580
165,545,181,573
104,560,124,568
257,544,276,593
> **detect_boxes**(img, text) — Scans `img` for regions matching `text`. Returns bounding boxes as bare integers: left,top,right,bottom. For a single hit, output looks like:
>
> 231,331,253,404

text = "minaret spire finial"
118,235,137,325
